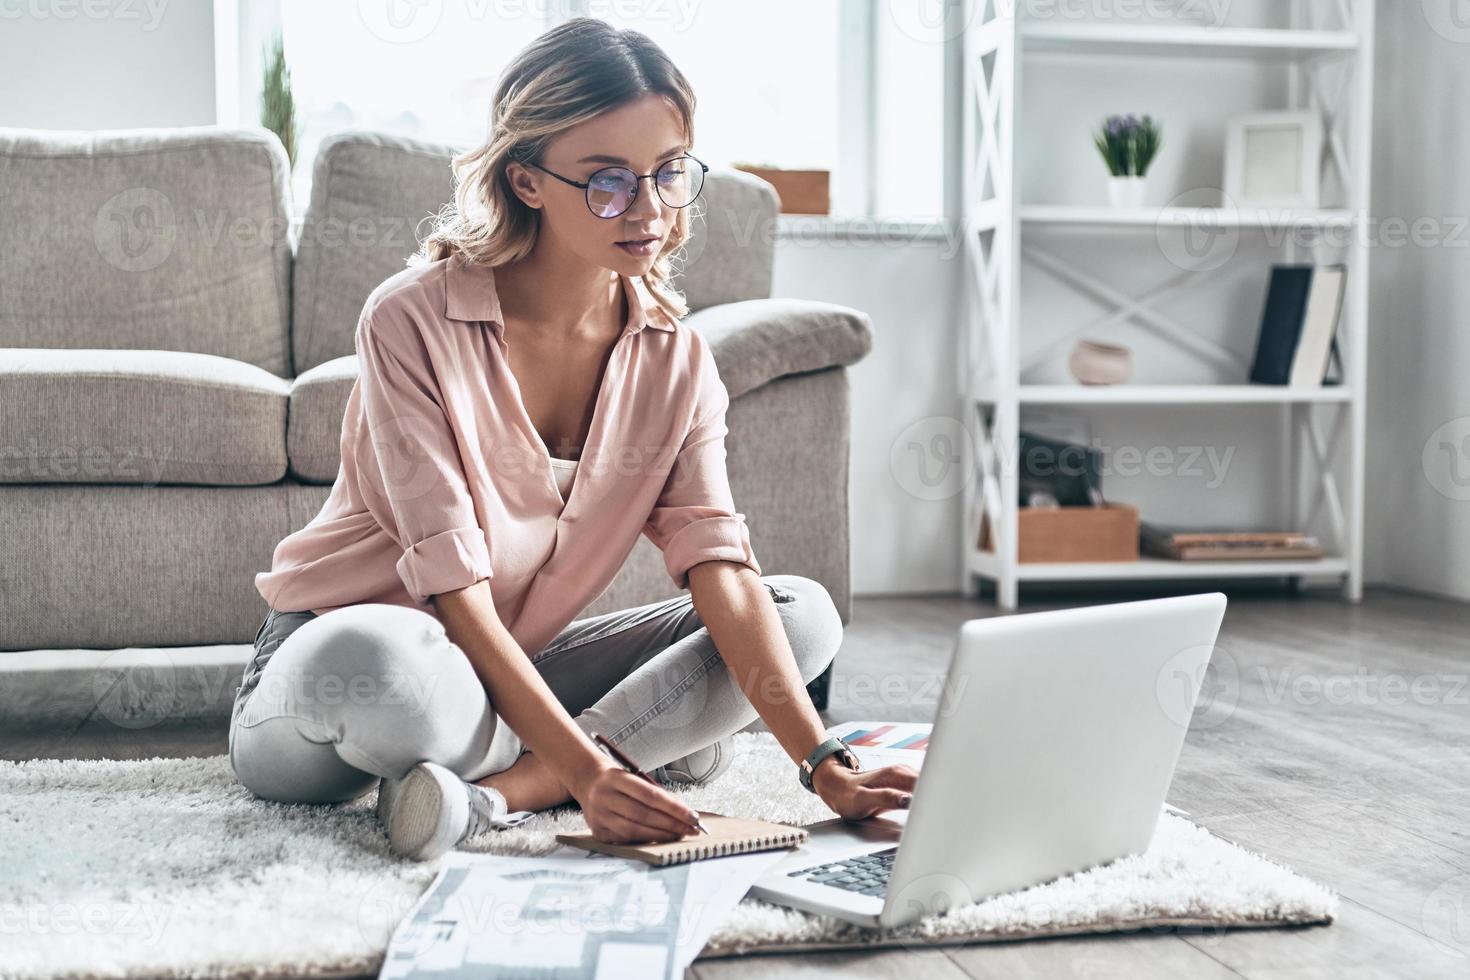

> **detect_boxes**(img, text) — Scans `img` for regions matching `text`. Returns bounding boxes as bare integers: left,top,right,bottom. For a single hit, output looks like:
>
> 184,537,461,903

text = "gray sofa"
0,126,872,717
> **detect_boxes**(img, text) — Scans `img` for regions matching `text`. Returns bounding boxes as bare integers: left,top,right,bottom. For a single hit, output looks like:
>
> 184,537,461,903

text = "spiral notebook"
555,811,808,867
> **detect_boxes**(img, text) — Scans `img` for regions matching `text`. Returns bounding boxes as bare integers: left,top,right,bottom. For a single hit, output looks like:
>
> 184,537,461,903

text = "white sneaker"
376,761,517,861
653,737,733,785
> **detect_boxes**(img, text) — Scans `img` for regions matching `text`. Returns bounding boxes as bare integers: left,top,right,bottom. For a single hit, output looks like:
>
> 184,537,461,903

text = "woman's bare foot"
474,751,574,812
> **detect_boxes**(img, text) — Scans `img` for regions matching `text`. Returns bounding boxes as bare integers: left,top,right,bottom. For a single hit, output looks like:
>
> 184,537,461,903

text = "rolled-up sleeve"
642,338,762,590
354,310,493,603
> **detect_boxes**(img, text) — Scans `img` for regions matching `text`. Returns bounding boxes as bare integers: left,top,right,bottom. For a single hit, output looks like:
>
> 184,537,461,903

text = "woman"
233,18,918,862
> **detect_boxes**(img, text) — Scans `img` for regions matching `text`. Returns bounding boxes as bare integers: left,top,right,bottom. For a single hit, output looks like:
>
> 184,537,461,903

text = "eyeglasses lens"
584,157,704,217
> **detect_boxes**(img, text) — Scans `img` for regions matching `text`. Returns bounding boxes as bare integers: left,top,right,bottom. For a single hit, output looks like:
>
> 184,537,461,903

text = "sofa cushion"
683,299,875,400
276,297,872,482
291,132,459,376
291,131,782,375
670,168,779,314
287,355,357,484
0,349,289,486
0,127,293,376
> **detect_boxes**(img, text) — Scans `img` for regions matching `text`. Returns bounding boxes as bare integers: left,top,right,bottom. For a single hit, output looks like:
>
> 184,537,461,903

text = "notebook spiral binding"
661,832,804,865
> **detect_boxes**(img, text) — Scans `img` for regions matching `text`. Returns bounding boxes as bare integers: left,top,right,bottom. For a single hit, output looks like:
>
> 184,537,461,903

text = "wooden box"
732,165,830,214
981,503,1140,563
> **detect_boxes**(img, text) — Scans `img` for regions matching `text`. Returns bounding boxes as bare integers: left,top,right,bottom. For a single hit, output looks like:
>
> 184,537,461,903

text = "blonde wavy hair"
412,17,698,322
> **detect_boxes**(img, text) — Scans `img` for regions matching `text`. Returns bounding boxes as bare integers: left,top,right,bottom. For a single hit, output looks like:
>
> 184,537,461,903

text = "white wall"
0,1,215,129
1364,4,1470,602
773,228,965,596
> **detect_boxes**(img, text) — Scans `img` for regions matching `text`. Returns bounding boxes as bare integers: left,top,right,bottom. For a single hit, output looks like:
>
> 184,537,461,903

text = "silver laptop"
751,592,1227,929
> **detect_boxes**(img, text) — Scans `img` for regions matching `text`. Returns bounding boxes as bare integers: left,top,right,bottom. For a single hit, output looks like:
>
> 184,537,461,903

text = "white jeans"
228,574,841,804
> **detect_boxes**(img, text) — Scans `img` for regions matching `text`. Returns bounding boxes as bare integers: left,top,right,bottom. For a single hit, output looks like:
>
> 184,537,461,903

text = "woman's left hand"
811,758,920,821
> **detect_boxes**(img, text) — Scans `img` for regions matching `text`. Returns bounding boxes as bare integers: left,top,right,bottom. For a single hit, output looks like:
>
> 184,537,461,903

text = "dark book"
1249,264,1347,386
1018,432,1104,508
1249,265,1313,384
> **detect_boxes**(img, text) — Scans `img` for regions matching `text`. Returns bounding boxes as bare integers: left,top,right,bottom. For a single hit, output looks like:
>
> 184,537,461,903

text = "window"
265,1,943,221
594,2,839,182
278,1,545,205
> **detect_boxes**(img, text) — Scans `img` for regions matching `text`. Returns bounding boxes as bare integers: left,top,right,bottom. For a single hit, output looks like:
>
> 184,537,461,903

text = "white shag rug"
2,733,1335,979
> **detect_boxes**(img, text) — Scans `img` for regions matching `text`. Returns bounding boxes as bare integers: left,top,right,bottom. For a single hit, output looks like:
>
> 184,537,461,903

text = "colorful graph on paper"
831,722,931,752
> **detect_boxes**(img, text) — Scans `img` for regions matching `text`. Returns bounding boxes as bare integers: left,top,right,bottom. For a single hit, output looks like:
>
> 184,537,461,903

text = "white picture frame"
1223,111,1324,208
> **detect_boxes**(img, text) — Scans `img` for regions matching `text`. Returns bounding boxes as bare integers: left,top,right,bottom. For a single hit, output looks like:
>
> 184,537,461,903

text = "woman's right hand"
572,761,705,844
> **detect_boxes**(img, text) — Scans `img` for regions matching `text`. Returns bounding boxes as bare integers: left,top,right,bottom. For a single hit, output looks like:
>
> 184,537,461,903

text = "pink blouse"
255,253,761,657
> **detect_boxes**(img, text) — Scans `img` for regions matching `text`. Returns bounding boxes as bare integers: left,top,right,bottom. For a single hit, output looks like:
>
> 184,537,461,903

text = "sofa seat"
0,348,290,486
287,355,357,484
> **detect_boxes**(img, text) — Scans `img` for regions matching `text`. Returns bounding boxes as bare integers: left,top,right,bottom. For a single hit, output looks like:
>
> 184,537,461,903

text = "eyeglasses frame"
522,153,710,218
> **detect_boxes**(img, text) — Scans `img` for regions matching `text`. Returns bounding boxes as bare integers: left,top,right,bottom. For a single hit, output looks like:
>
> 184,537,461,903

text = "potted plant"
260,30,300,172
1093,114,1161,209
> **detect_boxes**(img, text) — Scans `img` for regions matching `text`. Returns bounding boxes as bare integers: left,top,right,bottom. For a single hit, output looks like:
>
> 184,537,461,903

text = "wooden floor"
10,586,1469,978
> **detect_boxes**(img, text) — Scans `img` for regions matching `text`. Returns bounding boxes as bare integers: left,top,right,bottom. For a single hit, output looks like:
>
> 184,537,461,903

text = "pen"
591,731,710,835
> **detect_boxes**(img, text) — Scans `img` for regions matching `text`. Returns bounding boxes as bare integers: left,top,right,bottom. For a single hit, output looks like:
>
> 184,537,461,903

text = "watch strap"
799,735,859,793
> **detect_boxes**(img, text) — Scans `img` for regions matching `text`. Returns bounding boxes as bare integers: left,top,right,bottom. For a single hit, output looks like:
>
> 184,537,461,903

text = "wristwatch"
798,735,861,793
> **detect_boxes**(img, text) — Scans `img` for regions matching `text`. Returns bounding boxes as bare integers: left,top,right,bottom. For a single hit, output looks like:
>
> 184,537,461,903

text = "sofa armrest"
684,298,874,400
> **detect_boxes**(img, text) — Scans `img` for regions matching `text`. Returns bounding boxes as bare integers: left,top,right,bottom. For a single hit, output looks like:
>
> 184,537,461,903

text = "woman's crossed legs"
228,574,842,812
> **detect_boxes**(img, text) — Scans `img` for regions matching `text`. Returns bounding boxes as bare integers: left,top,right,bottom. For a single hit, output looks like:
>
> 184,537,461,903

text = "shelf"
972,385,1352,405
969,550,1350,583
1021,23,1360,60
1020,205,1358,229
960,13,1371,609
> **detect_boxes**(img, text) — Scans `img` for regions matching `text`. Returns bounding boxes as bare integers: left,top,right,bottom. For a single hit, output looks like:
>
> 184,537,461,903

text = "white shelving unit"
959,2,1375,610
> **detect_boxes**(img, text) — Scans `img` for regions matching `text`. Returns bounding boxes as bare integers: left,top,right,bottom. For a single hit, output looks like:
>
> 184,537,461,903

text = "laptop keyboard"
785,846,898,897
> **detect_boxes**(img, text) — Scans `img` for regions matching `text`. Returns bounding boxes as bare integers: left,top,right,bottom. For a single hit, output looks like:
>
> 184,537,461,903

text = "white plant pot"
1106,175,1148,209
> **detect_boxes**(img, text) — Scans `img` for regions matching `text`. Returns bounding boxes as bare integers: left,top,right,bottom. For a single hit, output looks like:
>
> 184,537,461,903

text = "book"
1140,522,1324,561
1018,431,1105,508
1248,264,1347,387
1289,265,1346,388
555,812,808,867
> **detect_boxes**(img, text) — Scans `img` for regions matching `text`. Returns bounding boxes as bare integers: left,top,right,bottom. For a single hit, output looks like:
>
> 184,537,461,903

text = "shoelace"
463,784,511,839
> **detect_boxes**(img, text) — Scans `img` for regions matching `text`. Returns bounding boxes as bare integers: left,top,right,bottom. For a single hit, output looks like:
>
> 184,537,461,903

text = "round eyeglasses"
525,153,709,219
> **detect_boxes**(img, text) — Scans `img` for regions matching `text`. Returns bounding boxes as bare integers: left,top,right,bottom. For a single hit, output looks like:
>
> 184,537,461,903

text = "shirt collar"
444,253,678,336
